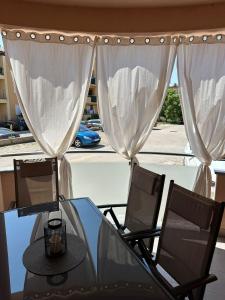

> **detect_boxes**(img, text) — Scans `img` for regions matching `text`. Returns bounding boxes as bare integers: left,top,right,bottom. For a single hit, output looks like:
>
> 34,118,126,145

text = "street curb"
0,136,34,147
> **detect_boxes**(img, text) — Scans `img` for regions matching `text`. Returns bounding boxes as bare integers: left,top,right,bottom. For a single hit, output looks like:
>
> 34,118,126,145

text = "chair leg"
187,292,194,300
176,292,193,300
137,239,153,265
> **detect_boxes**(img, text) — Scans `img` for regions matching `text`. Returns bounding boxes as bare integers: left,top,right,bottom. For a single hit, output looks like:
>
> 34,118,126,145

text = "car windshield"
79,125,90,132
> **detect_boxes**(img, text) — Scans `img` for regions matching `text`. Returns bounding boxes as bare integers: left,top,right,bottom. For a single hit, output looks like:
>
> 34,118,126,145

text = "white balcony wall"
70,159,198,224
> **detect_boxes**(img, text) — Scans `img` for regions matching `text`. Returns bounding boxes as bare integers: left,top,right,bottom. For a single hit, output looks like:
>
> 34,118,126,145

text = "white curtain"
97,44,176,162
178,43,225,197
3,35,95,198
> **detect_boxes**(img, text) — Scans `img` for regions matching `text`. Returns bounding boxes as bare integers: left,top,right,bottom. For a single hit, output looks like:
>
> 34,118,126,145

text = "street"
0,124,188,169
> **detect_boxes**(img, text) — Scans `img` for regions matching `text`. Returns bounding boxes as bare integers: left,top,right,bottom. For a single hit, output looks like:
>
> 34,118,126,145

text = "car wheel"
74,138,82,148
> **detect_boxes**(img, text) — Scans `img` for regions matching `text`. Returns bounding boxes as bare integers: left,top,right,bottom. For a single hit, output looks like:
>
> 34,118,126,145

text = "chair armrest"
172,274,217,298
123,228,161,241
97,203,127,209
8,201,16,210
102,207,123,230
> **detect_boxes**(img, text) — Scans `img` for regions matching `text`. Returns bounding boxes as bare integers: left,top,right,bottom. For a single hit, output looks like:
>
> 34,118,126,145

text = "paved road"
0,124,188,169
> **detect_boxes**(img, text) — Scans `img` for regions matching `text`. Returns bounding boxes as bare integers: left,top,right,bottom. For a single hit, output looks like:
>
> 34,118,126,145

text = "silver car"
86,119,103,131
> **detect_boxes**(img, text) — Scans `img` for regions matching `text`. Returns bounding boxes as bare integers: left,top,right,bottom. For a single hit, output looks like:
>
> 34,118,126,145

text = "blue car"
74,125,101,148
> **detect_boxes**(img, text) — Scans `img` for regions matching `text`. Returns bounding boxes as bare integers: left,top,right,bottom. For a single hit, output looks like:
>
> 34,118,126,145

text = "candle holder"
44,210,67,257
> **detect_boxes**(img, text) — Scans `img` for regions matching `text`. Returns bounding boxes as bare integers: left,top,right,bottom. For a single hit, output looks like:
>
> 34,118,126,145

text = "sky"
170,59,178,86
0,33,178,84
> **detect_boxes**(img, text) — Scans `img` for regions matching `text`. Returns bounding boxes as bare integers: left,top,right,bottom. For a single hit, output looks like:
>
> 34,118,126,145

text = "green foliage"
87,113,99,120
159,87,183,124
91,113,99,119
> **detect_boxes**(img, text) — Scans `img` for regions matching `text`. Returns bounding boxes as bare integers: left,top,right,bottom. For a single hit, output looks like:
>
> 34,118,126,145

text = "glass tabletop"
0,198,174,300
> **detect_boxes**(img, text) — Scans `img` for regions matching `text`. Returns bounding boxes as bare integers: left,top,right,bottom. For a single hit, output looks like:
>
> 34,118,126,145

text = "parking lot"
0,124,188,169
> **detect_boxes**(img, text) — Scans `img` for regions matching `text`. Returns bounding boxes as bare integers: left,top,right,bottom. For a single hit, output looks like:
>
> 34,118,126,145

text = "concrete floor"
205,237,225,300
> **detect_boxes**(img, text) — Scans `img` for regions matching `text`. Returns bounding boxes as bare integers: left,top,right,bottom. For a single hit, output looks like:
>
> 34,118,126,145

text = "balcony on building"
88,95,97,102
91,77,96,85
0,67,4,79
0,90,7,103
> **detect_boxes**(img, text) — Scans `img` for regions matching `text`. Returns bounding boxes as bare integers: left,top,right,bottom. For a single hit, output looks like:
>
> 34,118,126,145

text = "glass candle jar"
44,217,67,257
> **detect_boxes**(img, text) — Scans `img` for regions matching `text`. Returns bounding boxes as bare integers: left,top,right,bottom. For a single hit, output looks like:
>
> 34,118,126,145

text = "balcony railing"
0,91,7,99
87,95,97,102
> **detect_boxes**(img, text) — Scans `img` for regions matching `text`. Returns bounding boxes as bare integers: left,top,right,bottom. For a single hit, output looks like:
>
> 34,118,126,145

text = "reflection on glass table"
0,198,175,300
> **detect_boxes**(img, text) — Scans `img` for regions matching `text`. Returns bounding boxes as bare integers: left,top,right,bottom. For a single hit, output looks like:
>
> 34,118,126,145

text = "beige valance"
2,28,225,45
1,28,96,46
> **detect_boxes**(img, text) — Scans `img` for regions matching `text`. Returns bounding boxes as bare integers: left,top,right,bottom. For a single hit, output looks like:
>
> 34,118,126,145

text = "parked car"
0,121,18,131
0,127,20,139
80,120,88,126
0,117,28,132
86,119,103,131
74,125,101,148
16,115,28,131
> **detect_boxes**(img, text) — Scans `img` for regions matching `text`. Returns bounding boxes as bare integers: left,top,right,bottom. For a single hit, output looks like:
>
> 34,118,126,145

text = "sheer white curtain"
97,42,176,164
178,43,225,197
3,31,95,198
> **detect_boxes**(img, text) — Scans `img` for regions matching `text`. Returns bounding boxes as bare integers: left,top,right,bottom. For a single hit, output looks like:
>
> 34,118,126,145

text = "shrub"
91,113,99,119
159,87,183,124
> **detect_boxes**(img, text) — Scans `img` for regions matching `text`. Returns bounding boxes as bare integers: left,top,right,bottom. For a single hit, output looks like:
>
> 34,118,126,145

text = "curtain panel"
178,43,225,197
3,29,96,198
97,38,176,161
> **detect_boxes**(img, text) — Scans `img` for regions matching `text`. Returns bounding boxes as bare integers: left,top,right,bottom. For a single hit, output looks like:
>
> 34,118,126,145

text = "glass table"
0,198,175,300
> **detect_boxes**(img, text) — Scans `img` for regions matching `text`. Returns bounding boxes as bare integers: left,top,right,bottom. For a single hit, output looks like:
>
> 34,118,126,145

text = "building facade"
0,49,18,121
83,66,98,120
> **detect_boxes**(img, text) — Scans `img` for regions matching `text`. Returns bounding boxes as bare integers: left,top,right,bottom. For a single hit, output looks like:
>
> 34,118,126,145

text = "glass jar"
44,213,67,257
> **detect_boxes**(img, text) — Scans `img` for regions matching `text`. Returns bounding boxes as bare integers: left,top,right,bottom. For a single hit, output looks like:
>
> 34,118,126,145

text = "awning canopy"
1,0,225,34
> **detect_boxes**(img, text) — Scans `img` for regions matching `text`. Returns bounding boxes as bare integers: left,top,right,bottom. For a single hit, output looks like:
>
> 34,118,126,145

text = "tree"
159,87,183,124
